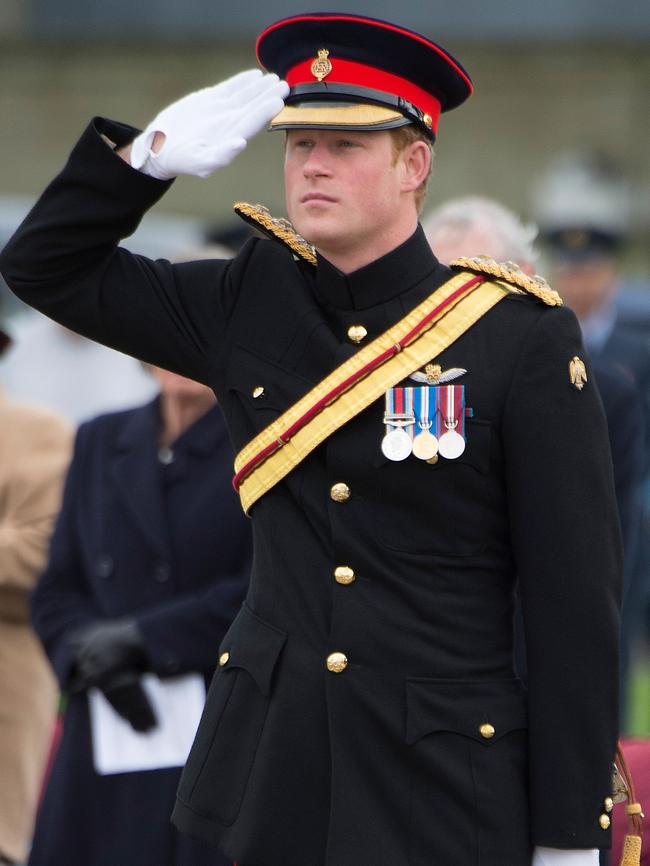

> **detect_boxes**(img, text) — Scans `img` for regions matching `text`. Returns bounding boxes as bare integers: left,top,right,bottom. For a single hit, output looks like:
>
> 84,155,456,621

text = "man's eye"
296,139,314,149
337,139,358,148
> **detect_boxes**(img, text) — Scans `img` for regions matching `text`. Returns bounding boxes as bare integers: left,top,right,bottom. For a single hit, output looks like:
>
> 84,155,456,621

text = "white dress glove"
532,847,599,866
130,68,289,179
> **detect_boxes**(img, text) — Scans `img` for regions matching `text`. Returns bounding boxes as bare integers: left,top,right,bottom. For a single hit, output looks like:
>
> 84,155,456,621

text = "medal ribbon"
434,385,465,437
413,386,434,433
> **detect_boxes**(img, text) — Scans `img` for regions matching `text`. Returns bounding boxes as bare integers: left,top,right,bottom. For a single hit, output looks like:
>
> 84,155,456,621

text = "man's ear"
399,141,431,193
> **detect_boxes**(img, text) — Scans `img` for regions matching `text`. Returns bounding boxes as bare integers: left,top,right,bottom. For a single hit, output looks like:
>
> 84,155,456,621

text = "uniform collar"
313,224,439,311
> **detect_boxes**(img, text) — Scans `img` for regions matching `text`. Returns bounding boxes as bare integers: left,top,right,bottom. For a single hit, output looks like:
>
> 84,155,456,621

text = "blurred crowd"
1,149,649,865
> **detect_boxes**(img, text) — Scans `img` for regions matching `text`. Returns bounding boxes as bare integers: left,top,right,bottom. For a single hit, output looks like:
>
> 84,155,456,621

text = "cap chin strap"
284,82,437,137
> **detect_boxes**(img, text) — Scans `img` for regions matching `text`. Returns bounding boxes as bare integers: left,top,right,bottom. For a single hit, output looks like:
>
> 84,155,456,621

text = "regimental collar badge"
569,356,588,391
450,256,563,307
311,49,333,81
233,202,317,265
410,364,467,385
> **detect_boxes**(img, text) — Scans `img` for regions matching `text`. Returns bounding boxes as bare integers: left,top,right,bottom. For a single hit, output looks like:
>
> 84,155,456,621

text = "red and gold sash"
233,271,511,513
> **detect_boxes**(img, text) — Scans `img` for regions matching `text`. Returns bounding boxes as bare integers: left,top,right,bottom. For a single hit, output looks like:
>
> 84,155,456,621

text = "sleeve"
502,305,622,849
0,412,72,594
30,426,102,686
0,118,258,386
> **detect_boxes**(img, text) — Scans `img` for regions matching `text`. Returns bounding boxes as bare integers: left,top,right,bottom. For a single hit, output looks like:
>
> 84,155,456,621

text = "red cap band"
287,57,442,133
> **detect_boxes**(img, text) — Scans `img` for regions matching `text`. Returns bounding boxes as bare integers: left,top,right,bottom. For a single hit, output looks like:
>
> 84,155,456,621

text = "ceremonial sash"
233,271,510,513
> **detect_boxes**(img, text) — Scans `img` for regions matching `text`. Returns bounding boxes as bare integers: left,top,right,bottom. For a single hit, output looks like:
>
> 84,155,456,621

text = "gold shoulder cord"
450,255,563,307
233,202,317,266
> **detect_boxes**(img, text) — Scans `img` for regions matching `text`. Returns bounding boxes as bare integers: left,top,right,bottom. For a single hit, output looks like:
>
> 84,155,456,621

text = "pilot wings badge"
569,356,588,391
409,364,467,385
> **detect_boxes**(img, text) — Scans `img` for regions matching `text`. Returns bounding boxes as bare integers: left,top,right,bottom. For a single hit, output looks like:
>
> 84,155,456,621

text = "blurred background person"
424,195,539,275
531,152,650,433
0,312,72,866
27,364,252,866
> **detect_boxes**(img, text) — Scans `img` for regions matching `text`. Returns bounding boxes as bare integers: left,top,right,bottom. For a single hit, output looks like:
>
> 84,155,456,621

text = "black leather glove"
69,619,148,690
100,670,157,733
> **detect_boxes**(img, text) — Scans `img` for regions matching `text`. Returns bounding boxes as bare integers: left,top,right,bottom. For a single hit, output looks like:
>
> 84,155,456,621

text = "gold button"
334,566,355,585
423,113,433,129
347,324,368,344
326,652,348,673
218,651,230,667
604,797,614,813
599,814,611,830
330,482,351,502
252,386,265,399
479,723,495,739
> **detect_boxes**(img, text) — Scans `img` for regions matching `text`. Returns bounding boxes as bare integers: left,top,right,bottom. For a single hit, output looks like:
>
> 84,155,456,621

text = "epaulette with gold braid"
450,255,563,307
233,202,317,266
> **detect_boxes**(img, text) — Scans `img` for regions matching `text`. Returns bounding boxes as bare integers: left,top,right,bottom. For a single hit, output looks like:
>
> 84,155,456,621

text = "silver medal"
438,429,465,459
412,430,439,461
381,428,413,461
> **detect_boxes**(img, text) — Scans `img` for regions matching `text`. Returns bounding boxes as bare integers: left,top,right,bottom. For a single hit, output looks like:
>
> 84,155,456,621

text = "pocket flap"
406,678,527,746
227,344,313,410
219,602,287,696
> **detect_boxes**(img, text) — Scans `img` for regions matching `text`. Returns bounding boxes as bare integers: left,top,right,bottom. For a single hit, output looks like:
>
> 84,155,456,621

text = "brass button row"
326,652,348,674
334,565,355,585
347,324,368,344
598,794,615,829
330,482,351,502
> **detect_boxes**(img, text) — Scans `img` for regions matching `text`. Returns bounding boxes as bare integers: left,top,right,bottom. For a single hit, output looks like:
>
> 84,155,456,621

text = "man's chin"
295,222,338,248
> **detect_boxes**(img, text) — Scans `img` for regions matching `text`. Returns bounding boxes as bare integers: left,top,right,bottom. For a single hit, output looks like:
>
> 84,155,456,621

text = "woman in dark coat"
28,367,251,866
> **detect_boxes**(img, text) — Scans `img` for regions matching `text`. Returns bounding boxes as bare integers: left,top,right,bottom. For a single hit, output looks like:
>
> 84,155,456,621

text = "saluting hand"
129,68,289,180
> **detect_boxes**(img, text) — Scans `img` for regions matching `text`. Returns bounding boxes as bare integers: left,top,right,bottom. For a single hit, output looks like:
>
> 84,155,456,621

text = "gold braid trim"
450,255,563,307
620,834,642,866
233,202,317,266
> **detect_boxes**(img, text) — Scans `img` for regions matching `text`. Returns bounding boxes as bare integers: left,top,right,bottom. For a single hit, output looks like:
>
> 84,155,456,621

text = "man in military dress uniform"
0,13,622,866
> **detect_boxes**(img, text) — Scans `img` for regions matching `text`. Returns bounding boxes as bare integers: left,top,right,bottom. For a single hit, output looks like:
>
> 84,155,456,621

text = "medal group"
381,383,469,463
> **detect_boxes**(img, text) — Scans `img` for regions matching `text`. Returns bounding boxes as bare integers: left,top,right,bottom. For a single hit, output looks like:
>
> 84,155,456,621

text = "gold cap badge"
311,49,333,81
569,356,588,391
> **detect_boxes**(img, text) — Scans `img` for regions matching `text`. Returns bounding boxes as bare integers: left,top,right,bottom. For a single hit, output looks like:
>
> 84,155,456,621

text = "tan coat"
0,391,72,863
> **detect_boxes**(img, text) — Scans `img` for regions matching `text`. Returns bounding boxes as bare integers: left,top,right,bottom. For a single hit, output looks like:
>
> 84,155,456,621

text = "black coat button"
154,563,170,583
163,655,180,673
95,555,113,579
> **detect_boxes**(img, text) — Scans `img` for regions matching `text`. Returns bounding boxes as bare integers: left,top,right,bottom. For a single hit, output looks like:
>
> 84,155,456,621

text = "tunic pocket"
374,418,492,556
177,602,287,825
226,344,313,426
405,678,530,866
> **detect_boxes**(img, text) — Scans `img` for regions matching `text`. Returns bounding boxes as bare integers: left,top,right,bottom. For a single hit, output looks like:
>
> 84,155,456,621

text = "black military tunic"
0,119,622,866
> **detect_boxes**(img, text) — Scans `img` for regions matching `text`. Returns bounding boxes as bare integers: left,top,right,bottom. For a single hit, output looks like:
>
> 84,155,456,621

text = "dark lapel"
111,398,170,559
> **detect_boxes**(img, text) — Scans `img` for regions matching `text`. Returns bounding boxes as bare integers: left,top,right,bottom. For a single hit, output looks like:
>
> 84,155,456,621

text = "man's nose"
303,144,331,177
